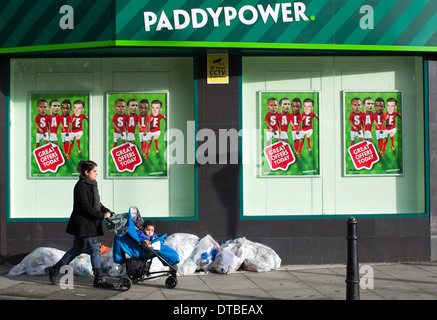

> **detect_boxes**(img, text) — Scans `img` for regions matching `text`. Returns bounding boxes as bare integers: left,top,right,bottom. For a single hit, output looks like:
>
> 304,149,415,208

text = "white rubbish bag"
192,235,219,272
213,248,243,274
7,247,96,277
212,238,246,274
240,240,282,272
8,247,66,276
176,234,219,275
213,237,282,274
164,233,199,262
71,254,93,276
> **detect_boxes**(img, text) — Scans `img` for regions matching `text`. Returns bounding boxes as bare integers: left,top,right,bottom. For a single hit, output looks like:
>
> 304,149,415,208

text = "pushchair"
107,206,178,291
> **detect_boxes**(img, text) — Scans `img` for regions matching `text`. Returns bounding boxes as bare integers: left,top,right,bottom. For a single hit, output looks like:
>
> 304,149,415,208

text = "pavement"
1,261,437,302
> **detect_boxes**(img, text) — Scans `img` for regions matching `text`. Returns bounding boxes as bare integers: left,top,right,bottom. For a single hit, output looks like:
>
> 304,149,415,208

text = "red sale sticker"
263,141,295,171
348,140,380,170
33,143,65,173
110,142,143,172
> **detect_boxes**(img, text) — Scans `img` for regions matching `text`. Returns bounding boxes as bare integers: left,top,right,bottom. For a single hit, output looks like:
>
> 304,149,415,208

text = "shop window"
242,56,425,217
9,58,195,219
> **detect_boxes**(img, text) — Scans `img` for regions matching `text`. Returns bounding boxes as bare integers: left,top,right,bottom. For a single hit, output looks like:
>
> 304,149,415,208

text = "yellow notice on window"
207,54,228,84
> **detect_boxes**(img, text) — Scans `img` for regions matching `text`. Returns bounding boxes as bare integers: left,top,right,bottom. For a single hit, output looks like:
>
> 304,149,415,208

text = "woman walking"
48,160,114,288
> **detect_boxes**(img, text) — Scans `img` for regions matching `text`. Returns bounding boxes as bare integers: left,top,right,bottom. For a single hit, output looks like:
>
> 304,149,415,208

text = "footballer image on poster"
29,92,90,178
343,91,403,176
106,92,168,178
259,91,320,177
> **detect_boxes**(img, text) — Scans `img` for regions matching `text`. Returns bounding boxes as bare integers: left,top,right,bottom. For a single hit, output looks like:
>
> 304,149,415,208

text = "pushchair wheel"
118,277,132,291
165,276,178,289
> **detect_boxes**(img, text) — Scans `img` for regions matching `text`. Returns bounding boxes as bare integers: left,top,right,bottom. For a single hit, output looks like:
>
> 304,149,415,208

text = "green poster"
106,92,168,178
343,91,403,176
29,92,90,178
260,91,320,177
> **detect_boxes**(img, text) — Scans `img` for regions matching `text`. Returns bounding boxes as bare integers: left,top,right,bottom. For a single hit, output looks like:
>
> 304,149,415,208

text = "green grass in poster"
343,91,403,175
30,93,90,178
260,91,320,176
106,92,168,178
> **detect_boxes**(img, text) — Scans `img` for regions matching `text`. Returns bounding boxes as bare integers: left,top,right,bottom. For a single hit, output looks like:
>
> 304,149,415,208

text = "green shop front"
0,0,436,265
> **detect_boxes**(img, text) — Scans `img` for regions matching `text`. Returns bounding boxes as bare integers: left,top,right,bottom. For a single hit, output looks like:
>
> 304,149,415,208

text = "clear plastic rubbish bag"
164,233,199,262
176,234,219,275
8,247,65,276
213,237,281,274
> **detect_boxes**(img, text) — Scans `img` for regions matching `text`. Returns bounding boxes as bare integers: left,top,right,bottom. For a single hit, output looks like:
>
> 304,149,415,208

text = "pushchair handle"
106,211,118,226
106,217,116,226
106,212,129,230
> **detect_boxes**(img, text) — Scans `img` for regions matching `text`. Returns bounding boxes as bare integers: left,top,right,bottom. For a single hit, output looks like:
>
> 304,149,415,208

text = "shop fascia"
143,2,310,32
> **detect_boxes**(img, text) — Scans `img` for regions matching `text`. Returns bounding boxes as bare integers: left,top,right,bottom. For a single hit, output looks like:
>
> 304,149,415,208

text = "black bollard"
346,217,360,300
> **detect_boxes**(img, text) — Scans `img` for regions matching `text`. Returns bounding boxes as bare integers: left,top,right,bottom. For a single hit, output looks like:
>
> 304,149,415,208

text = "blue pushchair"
107,206,179,291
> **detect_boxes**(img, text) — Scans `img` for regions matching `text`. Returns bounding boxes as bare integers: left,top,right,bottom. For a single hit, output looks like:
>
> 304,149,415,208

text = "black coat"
66,177,110,237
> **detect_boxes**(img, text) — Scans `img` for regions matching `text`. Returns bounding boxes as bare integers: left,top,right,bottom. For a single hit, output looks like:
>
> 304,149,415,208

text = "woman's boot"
93,268,114,289
48,260,63,285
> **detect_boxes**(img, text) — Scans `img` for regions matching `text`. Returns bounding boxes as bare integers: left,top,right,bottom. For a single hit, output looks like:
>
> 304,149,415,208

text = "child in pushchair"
109,206,180,291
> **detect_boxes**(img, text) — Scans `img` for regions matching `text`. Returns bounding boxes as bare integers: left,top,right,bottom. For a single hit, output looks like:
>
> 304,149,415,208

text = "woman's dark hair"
77,160,97,175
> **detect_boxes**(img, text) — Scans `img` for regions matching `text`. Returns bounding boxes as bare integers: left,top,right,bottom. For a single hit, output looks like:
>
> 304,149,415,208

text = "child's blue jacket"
136,230,158,243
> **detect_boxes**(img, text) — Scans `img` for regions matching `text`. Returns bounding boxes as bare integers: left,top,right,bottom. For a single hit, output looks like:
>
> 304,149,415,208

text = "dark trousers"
60,235,101,269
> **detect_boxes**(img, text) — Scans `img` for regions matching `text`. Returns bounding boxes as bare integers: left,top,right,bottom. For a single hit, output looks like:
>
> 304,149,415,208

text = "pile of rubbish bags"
168,234,282,275
7,233,281,277
8,247,95,277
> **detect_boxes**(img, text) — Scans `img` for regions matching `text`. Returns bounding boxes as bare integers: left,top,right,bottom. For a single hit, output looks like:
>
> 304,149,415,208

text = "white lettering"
174,9,190,30
217,304,263,315
294,2,309,21
360,5,374,30
59,5,74,30
360,265,374,289
59,265,74,289
157,11,173,31
257,4,280,23
281,3,293,22
196,128,216,165
239,5,258,25
143,12,157,32
207,7,223,27
192,8,208,29
143,2,311,32
173,304,207,317
166,128,185,164
224,6,237,26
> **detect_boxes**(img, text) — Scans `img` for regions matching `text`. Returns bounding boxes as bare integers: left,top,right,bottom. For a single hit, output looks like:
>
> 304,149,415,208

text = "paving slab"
2,262,437,301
